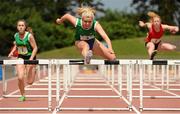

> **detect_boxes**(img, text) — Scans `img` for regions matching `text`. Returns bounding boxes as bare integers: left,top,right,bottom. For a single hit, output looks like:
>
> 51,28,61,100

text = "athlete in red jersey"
139,11,179,60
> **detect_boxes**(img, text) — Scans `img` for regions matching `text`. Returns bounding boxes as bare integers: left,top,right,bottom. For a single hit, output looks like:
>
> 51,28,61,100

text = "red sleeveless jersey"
145,24,164,42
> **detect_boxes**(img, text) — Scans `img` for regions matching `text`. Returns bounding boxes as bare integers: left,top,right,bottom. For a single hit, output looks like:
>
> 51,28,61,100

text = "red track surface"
1,69,180,114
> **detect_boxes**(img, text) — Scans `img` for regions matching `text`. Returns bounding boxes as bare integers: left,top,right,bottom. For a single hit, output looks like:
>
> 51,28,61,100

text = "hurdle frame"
1,59,180,112
55,59,141,113
0,59,52,111
139,59,180,111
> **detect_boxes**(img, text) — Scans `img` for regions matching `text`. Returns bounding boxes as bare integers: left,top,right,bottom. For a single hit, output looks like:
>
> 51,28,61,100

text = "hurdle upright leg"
128,63,133,110
173,65,177,81
107,65,110,84
161,65,165,89
139,61,144,111
166,65,169,90
56,63,60,109
118,65,122,97
111,65,115,87
2,65,7,96
48,60,52,111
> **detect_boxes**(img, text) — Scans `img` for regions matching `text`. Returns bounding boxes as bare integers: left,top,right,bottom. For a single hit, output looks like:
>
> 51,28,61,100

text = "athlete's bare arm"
139,21,151,29
95,22,114,53
162,24,179,34
8,44,17,57
56,14,77,27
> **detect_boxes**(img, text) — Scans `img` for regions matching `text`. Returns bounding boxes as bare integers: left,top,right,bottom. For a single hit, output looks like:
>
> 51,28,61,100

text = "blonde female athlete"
56,6,116,64
139,12,179,60
8,20,38,101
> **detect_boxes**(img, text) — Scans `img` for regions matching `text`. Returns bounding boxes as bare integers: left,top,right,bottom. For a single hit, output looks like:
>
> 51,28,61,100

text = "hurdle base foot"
139,107,143,112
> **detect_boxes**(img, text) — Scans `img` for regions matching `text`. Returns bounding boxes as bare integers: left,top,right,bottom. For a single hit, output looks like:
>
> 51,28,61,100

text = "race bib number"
80,35,94,40
18,46,28,55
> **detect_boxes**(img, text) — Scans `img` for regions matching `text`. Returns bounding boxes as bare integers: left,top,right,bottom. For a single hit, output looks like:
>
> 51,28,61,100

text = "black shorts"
85,38,95,50
78,38,95,50
18,54,36,60
145,41,161,50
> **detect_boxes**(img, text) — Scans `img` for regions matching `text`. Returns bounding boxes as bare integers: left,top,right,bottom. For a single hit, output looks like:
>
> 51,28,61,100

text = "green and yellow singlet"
14,32,32,56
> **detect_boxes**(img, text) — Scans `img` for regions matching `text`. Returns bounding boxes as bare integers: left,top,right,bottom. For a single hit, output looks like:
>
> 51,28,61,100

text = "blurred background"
0,0,179,59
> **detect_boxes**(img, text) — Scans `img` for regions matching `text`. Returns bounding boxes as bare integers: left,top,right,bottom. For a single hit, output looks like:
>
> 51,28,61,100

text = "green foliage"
38,35,180,59
27,10,75,52
0,0,105,56
131,0,180,26
97,10,144,40
0,0,74,55
0,0,179,57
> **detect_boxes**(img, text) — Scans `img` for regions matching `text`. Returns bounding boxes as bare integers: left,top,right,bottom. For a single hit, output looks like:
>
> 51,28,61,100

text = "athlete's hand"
56,18,63,24
170,27,179,34
168,26,179,34
139,21,145,27
174,27,179,33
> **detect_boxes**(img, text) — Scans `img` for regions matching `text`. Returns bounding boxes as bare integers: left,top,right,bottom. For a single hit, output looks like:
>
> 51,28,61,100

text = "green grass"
38,35,180,59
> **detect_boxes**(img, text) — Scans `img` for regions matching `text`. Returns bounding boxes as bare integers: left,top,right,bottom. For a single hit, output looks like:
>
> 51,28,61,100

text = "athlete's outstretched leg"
92,39,116,60
158,42,176,51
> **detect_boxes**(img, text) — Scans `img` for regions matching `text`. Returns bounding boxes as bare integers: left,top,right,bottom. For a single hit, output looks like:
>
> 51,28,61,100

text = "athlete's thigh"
92,40,104,55
16,64,25,78
92,39,113,59
158,42,175,50
75,40,89,50
16,64,25,72
146,42,154,49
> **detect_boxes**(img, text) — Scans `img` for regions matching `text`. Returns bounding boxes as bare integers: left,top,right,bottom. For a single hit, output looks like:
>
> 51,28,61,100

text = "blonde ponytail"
147,11,160,18
147,11,160,22
77,6,96,19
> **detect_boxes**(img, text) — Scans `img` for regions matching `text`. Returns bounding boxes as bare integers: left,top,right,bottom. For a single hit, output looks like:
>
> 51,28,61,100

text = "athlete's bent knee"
18,76,24,81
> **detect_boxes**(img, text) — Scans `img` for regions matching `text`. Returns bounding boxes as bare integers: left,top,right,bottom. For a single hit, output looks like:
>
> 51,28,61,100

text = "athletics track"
0,59,180,114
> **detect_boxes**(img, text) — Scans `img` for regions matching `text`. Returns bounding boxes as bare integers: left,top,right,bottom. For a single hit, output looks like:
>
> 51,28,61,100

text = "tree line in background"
131,0,180,26
0,0,179,56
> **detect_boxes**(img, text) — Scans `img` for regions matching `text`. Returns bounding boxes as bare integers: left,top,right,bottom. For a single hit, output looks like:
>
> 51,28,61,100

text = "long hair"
26,27,34,35
17,19,34,35
77,6,96,19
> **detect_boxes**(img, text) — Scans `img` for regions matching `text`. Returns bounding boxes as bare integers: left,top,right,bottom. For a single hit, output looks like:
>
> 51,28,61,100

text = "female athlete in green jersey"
8,19,38,101
56,6,116,64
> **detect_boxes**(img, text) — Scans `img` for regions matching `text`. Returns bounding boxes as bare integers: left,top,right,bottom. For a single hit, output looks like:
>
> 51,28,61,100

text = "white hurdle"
139,59,180,111
54,59,180,113
54,59,140,113
1,59,180,112
0,59,52,111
